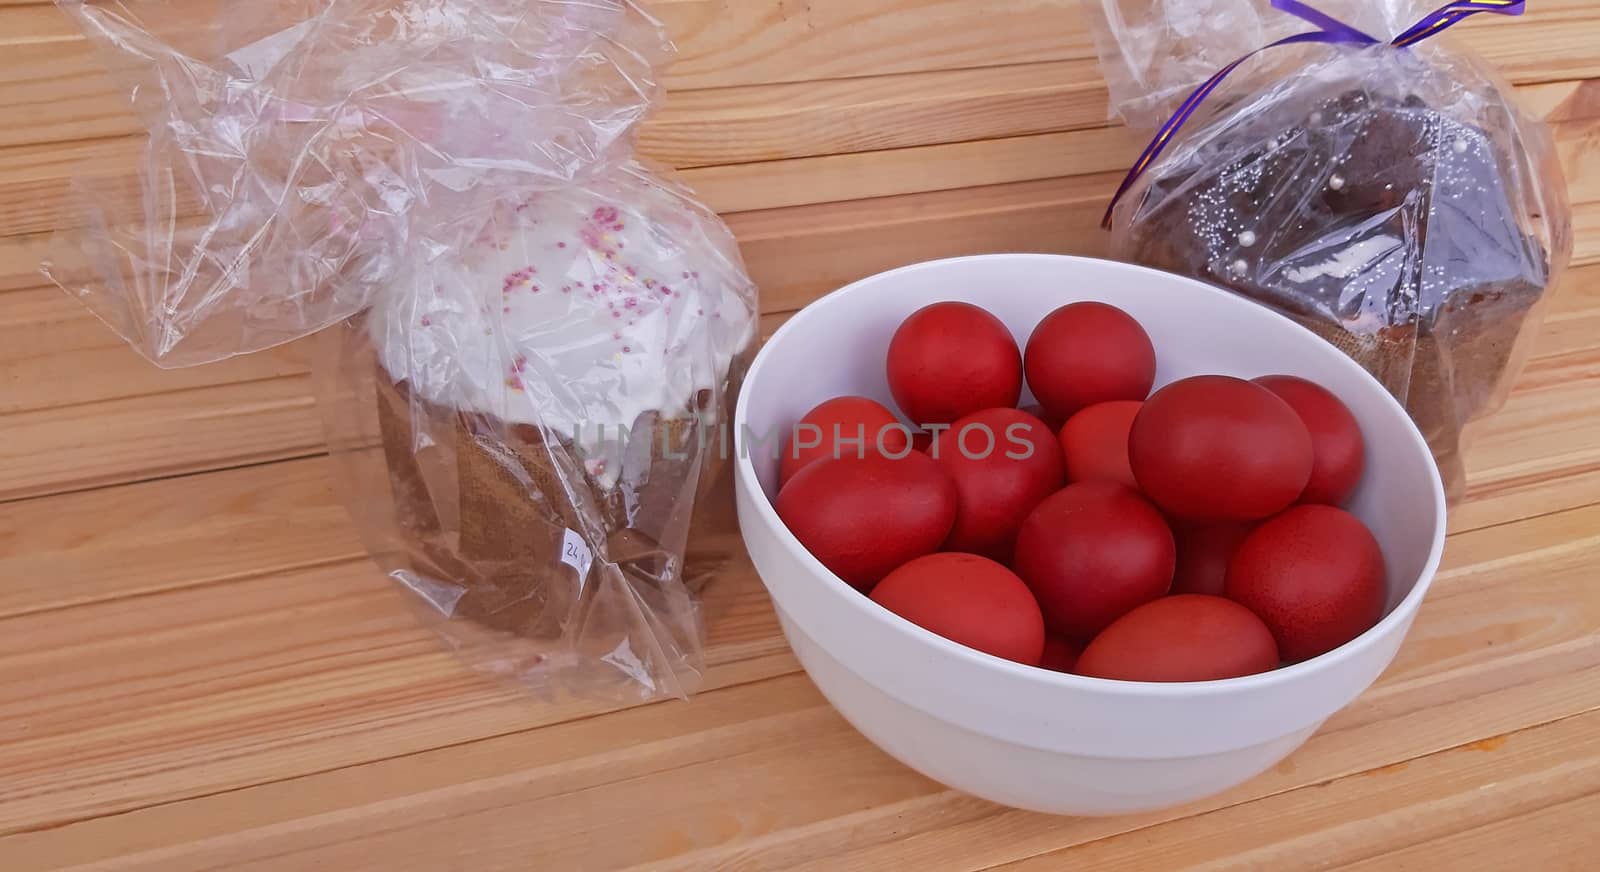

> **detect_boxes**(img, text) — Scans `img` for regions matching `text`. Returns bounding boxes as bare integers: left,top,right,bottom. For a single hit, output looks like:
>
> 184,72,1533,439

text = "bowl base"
781,610,1318,817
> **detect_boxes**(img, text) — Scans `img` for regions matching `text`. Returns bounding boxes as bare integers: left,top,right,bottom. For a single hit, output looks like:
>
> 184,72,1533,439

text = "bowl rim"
734,253,1449,699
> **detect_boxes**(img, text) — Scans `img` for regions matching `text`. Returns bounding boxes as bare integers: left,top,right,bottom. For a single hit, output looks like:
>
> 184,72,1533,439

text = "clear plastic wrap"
45,0,760,702
1090,0,1572,500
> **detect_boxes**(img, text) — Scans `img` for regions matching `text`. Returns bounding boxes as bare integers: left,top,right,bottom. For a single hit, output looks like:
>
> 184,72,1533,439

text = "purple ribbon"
1102,0,1528,228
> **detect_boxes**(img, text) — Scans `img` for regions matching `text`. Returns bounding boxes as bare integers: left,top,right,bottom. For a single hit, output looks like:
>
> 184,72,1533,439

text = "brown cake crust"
373,356,743,642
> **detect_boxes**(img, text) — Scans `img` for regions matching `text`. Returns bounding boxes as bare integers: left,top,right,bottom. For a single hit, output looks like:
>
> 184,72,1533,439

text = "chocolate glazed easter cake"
1120,86,1558,494
364,169,757,642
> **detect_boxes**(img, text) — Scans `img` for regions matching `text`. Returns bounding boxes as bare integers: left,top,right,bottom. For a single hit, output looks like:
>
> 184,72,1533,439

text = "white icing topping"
1283,235,1401,284
367,170,757,487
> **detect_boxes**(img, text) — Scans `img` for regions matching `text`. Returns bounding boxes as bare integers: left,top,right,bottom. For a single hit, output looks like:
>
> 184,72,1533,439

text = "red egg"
776,452,957,592
871,553,1046,665
1038,635,1083,673
887,302,1022,426
1170,520,1257,596
1024,302,1157,423
780,396,911,487
1225,505,1387,662
1059,400,1141,488
1012,481,1176,641
1129,375,1314,522
1254,375,1366,506
911,429,935,454
932,407,1066,559
1075,595,1281,682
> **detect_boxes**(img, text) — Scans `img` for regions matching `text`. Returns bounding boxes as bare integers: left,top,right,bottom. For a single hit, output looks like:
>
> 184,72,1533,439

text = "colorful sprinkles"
457,195,737,381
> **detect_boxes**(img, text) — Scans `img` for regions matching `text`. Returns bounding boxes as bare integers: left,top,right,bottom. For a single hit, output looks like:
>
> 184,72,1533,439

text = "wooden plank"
2,73,1594,238
2,77,1598,294
5,145,1598,318
0,285,796,415
0,374,322,500
1452,0,1600,83
1335,793,1600,871
0,121,1144,239
732,159,1598,319
0,229,47,292
1574,200,1600,265
653,0,1094,92
992,709,1600,870
1453,460,1600,534
15,156,1600,327
0,456,361,619
12,170,1117,315
0,60,1115,236
3,143,1125,299
1448,272,1600,529
4,79,1597,304
0,59,1107,186
1515,77,1600,124
643,59,1111,169
0,123,1152,238
8,77,1600,240
0,412,777,840
0,312,790,504
0,138,144,237
724,169,1600,321
0,175,1099,297
0,554,793,837
2,1,1597,151
0,495,1597,864
0,0,1096,149
1453,352,1600,532
1,68,1588,207
0,287,311,414
736,173,1114,310
0,674,845,871
1531,269,1600,359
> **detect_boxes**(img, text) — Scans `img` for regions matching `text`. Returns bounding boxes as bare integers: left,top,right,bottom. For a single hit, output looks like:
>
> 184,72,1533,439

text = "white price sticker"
560,528,595,592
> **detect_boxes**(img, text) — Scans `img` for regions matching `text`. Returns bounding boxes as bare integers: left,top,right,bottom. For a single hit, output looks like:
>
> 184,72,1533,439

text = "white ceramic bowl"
733,254,1447,816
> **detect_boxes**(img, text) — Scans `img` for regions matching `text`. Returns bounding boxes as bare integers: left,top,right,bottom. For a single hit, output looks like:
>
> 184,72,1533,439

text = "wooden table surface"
3,1,1600,869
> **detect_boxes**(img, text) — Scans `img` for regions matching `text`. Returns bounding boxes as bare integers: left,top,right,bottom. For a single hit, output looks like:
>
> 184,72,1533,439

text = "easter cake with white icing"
367,167,757,640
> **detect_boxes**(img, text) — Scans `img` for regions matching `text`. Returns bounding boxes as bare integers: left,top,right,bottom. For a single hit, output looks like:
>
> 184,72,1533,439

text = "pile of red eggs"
773,300,1388,682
